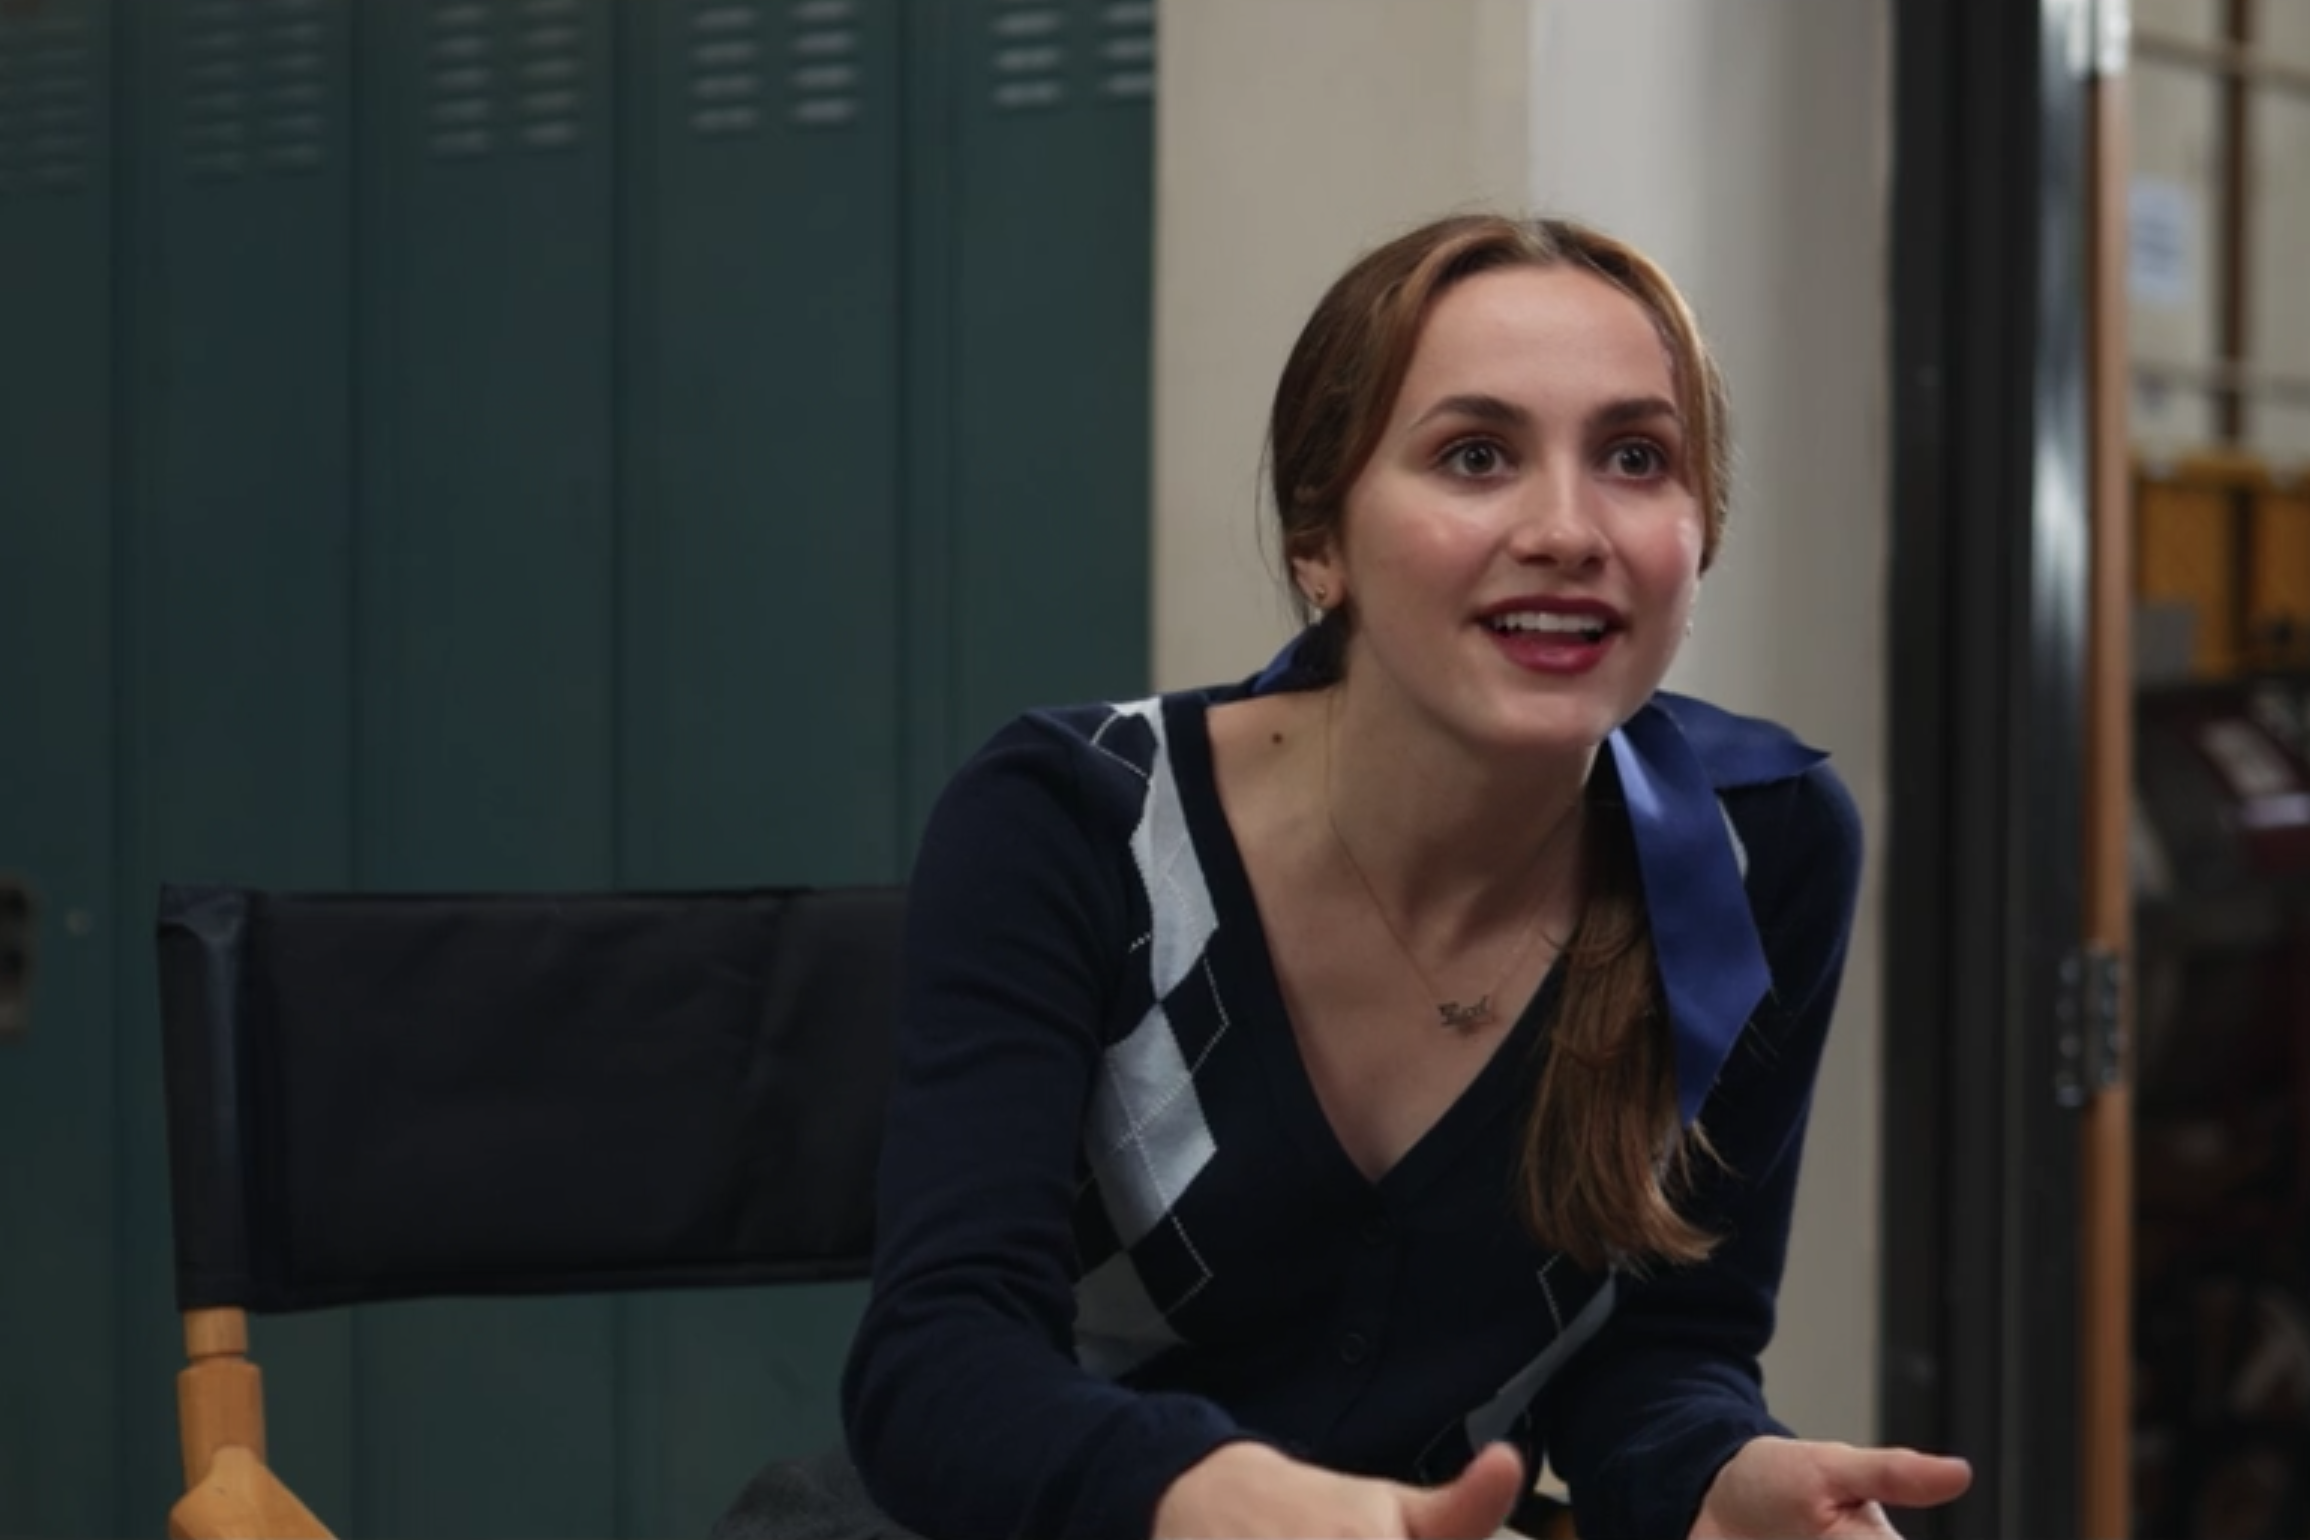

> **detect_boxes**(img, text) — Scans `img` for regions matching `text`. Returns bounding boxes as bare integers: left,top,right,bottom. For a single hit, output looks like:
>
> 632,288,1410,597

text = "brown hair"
1268,213,1728,1270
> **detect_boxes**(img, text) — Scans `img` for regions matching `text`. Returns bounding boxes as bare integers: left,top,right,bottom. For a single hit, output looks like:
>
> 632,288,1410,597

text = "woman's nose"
1510,474,1608,567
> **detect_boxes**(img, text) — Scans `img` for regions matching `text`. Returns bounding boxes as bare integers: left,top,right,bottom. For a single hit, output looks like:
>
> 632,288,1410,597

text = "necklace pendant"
1436,995,1494,1032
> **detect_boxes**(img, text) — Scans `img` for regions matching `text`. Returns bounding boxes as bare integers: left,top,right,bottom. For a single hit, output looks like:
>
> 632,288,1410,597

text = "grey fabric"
710,1447,927,1540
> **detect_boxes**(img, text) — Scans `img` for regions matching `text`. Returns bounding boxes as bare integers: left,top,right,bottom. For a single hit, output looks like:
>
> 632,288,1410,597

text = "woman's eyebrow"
1408,392,1531,432
1407,393,1684,434
1590,395,1684,432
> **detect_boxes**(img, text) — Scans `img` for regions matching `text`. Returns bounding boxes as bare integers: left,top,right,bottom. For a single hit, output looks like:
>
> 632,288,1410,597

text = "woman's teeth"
1487,613,1607,643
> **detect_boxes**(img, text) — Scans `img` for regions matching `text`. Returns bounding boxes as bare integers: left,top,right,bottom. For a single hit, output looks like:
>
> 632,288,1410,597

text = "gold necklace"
1322,692,1582,1033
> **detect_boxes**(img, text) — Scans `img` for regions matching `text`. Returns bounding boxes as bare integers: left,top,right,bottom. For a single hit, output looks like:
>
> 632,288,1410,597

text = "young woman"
837,214,1972,1539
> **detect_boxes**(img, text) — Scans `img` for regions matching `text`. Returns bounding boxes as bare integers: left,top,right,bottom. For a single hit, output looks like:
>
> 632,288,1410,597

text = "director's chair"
154,882,905,1539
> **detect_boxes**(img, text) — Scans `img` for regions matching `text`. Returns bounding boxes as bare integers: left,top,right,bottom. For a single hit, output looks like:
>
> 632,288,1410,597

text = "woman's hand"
1691,1436,1973,1539
1153,1440,1527,1539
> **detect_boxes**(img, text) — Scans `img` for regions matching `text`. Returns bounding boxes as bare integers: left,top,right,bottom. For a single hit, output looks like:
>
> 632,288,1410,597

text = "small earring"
1684,616,1695,638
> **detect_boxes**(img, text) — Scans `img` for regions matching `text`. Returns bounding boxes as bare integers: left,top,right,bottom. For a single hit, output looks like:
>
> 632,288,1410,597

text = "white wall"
1154,0,1892,1446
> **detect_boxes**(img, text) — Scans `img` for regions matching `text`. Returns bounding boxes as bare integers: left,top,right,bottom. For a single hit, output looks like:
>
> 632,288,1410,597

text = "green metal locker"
0,0,1153,1532
113,1,363,1531
614,1,905,1531
0,1,120,1533
906,0,1154,795
348,3,625,1534
944,0,1154,755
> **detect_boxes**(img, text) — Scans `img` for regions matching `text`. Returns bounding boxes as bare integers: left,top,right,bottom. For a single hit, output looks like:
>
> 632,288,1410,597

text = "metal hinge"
2054,944,2125,1107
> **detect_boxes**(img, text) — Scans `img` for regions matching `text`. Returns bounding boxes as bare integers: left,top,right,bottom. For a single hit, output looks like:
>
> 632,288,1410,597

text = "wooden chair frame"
172,1307,329,1540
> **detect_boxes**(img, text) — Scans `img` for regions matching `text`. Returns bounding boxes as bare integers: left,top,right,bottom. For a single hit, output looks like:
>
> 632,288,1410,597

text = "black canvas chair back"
156,882,906,1314
153,883,907,1537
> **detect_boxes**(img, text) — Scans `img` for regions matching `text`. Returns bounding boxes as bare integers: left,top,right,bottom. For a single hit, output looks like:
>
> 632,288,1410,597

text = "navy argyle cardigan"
843,656,1860,1540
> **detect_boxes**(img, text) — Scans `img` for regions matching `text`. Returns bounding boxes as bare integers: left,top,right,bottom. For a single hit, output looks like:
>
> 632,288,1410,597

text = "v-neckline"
1162,691,1560,1205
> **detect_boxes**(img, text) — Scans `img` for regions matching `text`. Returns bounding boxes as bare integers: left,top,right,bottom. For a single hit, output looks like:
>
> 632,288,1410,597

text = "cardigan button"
1338,1330,1370,1365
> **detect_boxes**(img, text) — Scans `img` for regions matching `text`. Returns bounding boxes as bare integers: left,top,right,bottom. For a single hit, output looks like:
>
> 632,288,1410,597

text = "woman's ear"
1291,547,1345,614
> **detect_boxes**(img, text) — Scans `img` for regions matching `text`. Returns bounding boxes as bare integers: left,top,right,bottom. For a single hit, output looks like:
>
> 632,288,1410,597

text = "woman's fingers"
1401,1443,1527,1540
1821,1445,1974,1511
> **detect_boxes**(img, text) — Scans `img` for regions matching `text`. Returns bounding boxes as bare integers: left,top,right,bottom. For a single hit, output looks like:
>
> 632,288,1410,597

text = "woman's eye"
1444,441,1506,477
1607,441,1669,478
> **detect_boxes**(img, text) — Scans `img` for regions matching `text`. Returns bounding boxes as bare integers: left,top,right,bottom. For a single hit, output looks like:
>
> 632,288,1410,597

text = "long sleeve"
1541,763,1864,1540
840,718,1248,1540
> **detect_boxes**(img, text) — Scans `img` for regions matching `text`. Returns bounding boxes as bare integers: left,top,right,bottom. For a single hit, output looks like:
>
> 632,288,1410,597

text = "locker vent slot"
427,1,498,160
428,0,589,161
0,3,94,198
1097,0,1153,101
510,0,583,152
990,1,1065,112
690,0,764,137
182,0,252,179
258,0,329,176
787,0,858,129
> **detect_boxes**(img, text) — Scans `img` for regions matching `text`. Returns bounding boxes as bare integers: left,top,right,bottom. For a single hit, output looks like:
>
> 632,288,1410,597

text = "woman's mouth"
1481,607,1621,675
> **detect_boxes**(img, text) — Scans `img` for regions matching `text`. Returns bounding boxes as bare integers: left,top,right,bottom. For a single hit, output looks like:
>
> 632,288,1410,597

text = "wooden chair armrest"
168,1445,333,1540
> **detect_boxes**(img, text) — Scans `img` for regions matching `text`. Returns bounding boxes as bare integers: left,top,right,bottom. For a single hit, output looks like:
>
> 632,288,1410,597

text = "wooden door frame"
2080,17,2135,1538
1882,1,2118,1537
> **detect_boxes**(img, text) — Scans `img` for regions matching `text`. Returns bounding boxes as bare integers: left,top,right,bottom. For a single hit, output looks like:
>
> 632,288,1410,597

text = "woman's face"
1297,265,1706,756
